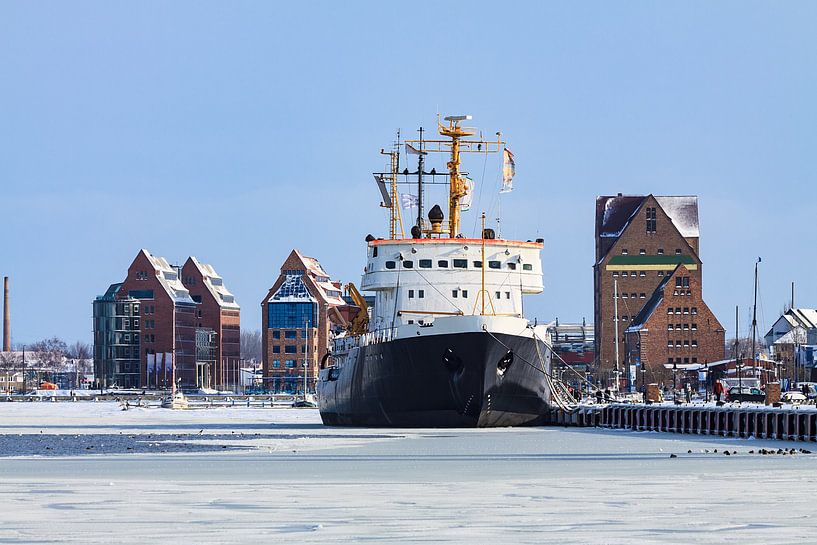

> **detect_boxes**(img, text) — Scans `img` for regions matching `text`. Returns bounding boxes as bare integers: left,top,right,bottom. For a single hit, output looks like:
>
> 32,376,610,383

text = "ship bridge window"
419,259,432,268
522,264,533,271
473,261,482,268
453,259,468,268
418,290,424,298
408,289,415,298
438,260,449,268
403,260,413,268
385,261,396,269
372,247,378,257
508,262,517,270
489,261,501,269
451,290,458,298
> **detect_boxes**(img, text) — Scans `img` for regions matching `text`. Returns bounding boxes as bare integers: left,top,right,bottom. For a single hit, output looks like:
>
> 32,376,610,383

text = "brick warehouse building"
261,249,358,393
181,257,241,390
93,249,240,389
593,195,725,388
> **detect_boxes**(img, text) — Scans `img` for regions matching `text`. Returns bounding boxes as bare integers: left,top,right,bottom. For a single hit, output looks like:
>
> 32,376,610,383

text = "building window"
667,308,674,315
639,271,646,277
691,307,698,315
453,259,468,269
462,290,468,298
692,358,698,364
403,260,413,268
639,293,646,298
285,360,296,369
452,290,458,298
639,249,646,255
675,307,681,314
507,262,517,270
496,291,501,300
285,345,297,354
630,293,637,299
419,259,432,268
683,340,690,348
667,341,674,348
488,261,501,269
676,340,681,348
612,272,619,277
622,293,628,299
657,248,664,255
505,292,510,299
691,340,698,348
268,301,316,329
272,360,281,369
418,290,424,298
668,324,674,331
285,330,297,339
683,307,689,315
684,357,689,364
301,345,306,353
523,264,533,271
675,249,682,255
658,271,664,276
408,289,415,299
691,323,697,331
621,249,628,255
385,261,396,269
646,207,656,233
273,346,280,353
273,331,280,339
438,260,449,268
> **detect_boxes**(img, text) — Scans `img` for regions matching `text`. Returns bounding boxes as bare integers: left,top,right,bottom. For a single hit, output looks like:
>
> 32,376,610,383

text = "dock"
555,403,817,442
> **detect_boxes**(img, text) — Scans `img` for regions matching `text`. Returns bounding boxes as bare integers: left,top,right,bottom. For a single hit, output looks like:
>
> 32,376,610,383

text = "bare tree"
68,341,92,361
240,330,262,363
30,337,68,382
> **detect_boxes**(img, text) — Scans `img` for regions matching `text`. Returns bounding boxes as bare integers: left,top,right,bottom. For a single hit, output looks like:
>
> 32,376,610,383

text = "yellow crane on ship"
345,283,369,335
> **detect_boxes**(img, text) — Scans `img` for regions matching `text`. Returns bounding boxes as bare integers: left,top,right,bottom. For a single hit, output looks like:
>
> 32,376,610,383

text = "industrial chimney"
3,276,9,352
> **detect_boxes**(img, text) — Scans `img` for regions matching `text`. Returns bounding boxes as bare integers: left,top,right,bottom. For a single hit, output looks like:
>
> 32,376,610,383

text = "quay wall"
554,403,817,442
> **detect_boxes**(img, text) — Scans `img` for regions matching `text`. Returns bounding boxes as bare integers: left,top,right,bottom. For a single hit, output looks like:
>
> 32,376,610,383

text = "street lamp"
672,362,678,402
703,361,709,402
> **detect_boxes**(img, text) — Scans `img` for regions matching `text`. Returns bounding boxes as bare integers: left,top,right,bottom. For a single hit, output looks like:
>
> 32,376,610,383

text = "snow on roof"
596,195,700,240
188,257,240,310
270,274,317,303
140,249,195,305
654,196,699,238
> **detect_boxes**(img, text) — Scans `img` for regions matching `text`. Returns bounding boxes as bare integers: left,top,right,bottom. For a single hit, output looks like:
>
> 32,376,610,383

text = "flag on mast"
461,177,474,211
501,148,515,193
400,193,419,209
405,143,425,155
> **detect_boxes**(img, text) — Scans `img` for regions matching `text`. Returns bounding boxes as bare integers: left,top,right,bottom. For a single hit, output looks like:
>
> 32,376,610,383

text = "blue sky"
2,1,815,345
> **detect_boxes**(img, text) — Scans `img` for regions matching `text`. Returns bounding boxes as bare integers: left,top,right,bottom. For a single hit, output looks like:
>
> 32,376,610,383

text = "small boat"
161,390,189,409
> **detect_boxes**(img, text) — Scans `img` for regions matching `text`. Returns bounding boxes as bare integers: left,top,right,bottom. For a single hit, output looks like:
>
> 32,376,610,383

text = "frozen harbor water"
1,403,816,544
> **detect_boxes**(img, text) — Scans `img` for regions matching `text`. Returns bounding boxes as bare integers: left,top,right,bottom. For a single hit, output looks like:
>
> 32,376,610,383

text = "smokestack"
3,277,9,352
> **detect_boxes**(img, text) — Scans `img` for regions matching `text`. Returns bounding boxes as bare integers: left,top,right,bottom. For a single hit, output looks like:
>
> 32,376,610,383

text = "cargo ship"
317,115,553,427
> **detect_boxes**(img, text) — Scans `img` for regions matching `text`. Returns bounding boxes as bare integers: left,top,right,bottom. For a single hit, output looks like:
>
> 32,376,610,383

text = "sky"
1,1,816,346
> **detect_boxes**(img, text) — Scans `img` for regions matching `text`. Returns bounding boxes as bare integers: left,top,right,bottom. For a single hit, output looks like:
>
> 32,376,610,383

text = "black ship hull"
317,330,552,427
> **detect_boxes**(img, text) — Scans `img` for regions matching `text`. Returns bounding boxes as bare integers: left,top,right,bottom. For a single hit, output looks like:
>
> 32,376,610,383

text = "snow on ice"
0,402,816,544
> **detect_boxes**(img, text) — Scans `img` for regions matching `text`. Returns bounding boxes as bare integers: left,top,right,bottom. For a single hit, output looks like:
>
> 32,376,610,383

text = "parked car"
726,386,765,403
796,382,817,400
781,391,807,404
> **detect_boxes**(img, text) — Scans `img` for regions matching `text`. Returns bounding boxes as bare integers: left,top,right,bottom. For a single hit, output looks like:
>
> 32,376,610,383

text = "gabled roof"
138,249,195,305
596,195,700,239
625,266,677,332
764,308,817,339
187,256,240,310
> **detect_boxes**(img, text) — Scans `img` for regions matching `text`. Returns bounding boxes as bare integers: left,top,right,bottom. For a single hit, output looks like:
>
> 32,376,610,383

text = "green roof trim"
608,255,696,266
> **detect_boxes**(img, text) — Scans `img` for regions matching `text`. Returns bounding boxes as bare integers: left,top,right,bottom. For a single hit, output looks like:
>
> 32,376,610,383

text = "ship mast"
406,115,504,238
380,131,404,240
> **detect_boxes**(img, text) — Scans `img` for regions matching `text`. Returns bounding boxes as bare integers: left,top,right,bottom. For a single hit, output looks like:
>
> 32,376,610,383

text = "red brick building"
96,249,240,390
260,249,356,393
182,257,241,390
624,264,725,386
594,195,724,388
